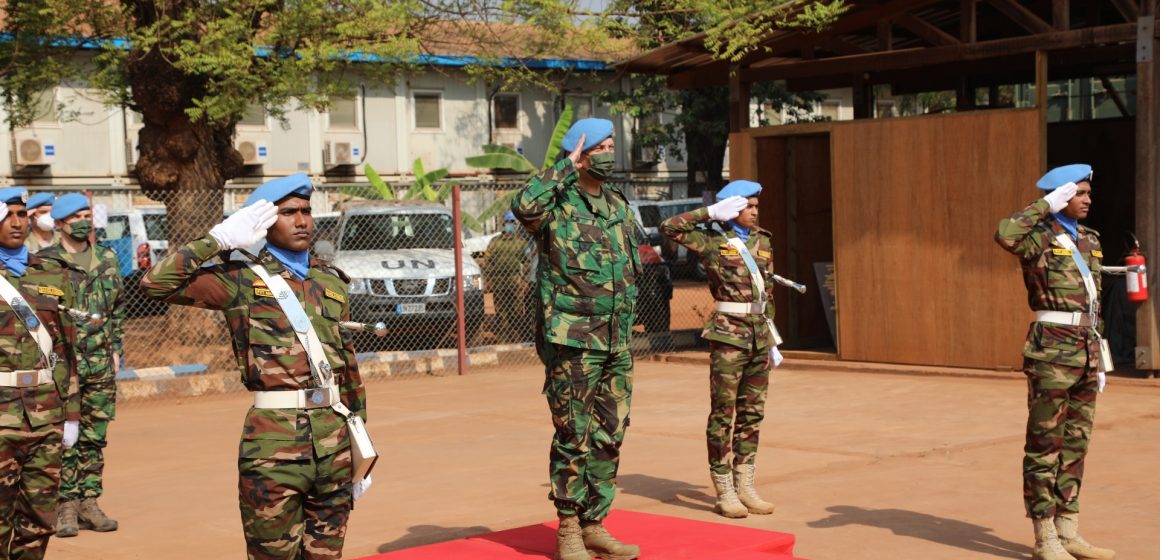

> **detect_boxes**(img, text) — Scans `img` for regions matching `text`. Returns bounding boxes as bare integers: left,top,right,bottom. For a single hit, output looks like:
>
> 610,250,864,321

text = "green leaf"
542,103,574,170
423,167,449,185
363,163,394,200
465,153,536,172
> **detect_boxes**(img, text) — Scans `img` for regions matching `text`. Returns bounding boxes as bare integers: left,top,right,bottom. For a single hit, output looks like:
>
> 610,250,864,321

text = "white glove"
353,475,373,501
0,204,8,223
208,200,278,250
1097,371,1106,393
1043,182,1078,213
770,346,784,368
63,421,79,449
707,196,749,222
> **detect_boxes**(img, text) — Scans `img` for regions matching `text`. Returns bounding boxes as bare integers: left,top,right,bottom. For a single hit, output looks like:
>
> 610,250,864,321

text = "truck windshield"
340,213,454,251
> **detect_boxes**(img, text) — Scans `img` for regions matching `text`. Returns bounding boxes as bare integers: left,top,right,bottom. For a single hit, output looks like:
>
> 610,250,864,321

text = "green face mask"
585,151,616,181
66,219,92,241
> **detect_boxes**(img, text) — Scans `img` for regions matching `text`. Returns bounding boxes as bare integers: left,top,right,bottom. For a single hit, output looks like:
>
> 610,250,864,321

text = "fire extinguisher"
1126,234,1148,303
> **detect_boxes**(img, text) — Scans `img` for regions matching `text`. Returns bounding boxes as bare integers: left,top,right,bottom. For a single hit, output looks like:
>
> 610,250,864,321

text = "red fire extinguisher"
1126,235,1148,303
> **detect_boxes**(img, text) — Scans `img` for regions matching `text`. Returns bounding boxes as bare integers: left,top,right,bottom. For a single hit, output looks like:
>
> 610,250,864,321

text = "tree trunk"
126,33,243,249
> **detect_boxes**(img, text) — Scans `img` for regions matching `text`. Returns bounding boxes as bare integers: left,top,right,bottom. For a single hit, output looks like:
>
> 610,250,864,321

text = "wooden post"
957,77,977,110
1052,0,1070,30
1035,50,1048,173
961,0,977,42
1136,0,1160,371
729,64,751,133
852,74,873,119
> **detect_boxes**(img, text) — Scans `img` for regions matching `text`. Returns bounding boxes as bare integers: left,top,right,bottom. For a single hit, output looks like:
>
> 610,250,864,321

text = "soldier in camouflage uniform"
35,193,125,536
142,174,369,560
24,193,58,254
483,211,533,341
0,187,80,559
660,180,779,519
513,118,642,560
995,164,1116,560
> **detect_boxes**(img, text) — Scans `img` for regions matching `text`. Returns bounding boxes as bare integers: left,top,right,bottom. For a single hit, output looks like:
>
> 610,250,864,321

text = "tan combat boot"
1054,513,1116,559
710,471,748,518
1033,517,1077,560
55,500,79,538
555,515,588,560
581,521,640,560
733,463,775,515
78,498,118,532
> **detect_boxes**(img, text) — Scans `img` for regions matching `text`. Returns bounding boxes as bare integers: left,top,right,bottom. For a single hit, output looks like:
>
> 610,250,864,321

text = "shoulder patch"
318,263,351,284
38,285,65,297
251,279,267,288
1052,247,1073,256
1091,249,1103,258
324,288,346,303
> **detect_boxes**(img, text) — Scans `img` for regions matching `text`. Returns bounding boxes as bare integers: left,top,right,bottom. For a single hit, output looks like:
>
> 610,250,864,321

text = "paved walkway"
48,357,1160,559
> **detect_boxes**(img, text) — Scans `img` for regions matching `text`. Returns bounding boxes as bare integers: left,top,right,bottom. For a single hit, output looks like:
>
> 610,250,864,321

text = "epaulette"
607,184,631,204
1081,226,1100,237
317,262,351,284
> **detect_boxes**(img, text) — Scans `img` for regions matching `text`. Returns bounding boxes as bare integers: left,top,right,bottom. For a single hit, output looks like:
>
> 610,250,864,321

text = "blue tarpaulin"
98,237,134,277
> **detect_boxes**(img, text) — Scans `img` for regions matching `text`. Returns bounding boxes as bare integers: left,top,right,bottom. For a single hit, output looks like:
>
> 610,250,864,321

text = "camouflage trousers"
491,281,530,341
707,341,771,475
238,447,353,560
1023,358,1098,519
60,380,116,501
0,417,63,560
544,345,633,522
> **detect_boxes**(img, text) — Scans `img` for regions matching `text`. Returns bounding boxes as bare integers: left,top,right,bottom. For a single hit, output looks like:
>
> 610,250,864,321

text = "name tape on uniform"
324,289,346,303
38,286,65,297
254,287,275,298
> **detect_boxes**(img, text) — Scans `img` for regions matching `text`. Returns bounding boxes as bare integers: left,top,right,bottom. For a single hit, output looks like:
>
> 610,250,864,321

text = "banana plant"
464,103,575,226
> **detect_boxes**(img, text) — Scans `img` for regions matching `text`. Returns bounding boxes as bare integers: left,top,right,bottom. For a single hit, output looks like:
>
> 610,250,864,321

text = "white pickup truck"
329,201,485,348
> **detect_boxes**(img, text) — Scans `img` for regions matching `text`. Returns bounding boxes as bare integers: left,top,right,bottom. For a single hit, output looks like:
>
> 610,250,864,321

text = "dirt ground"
47,358,1160,560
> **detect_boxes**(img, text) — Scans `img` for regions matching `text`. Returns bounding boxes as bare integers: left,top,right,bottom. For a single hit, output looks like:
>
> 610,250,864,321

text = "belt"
253,385,340,409
1035,311,1093,327
716,301,764,314
0,369,53,388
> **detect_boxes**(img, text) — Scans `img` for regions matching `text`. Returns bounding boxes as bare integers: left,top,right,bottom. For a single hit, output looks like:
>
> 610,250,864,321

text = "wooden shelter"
621,0,1156,371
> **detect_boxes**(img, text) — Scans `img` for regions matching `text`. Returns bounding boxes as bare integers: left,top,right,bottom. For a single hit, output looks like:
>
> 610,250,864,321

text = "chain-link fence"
25,181,719,401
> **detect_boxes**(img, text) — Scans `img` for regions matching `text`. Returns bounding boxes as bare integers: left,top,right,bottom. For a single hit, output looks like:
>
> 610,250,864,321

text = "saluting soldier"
24,193,58,253
513,118,642,560
660,180,779,519
0,187,80,559
37,193,124,536
995,164,1115,560
141,174,370,560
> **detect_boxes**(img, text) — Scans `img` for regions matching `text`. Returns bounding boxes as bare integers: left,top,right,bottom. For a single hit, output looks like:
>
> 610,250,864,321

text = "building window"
566,94,593,120
493,93,520,129
328,96,358,129
819,100,841,120
875,101,895,118
414,92,442,130
33,89,59,124
239,104,268,128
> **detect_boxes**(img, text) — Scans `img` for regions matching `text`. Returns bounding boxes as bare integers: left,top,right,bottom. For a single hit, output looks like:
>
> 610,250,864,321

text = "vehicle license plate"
397,303,426,315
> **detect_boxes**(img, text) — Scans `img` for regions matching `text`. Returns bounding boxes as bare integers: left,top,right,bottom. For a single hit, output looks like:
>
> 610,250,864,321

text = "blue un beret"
50,193,90,220
503,211,516,222
245,173,314,208
1036,164,1093,191
0,187,29,205
27,193,54,209
716,180,762,202
561,118,614,153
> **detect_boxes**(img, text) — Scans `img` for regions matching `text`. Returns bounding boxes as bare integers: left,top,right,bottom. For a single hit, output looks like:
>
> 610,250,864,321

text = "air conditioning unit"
631,143,660,168
322,137,362,167
13,129,61,166
235,132,271,166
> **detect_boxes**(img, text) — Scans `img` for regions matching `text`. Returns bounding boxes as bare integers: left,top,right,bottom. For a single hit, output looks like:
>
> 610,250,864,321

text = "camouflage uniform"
995,198,1104,519
661,207,777,475
513,158,641,522
24,231,58,254
142,238,366,560
483,231,532,341
1,256,79,560
36,244,124,502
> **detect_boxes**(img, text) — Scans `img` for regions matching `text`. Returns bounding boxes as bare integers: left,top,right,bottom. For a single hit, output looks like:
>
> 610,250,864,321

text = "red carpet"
362,509,803,559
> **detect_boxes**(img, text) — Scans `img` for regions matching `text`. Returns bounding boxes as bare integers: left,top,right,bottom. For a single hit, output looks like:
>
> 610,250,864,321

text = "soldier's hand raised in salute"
708,196,749,222
1043,181,1078,213
567,133,587,167
209,200,278,250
